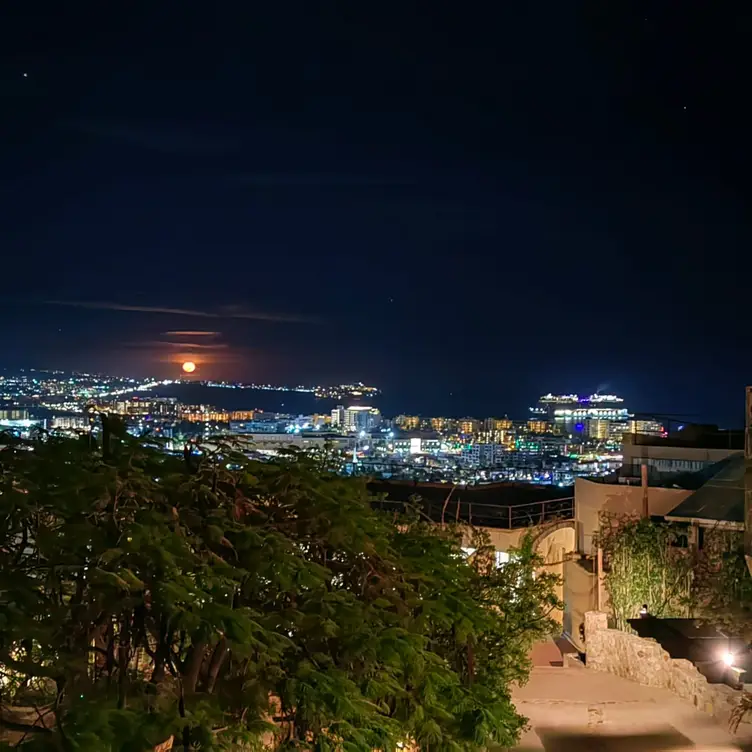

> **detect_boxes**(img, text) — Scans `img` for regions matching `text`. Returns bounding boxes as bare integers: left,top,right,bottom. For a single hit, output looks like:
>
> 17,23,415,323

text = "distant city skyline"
2,366,742,428
0,370,633,488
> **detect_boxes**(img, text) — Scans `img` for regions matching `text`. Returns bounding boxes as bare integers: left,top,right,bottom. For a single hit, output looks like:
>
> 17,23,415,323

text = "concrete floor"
512,664,752,751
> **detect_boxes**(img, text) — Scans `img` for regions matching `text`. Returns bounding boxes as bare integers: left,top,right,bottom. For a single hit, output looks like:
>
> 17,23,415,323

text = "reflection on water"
147,383,343,415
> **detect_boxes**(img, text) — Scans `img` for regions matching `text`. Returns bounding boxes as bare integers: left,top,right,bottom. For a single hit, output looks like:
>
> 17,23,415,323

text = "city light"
0,371,632,488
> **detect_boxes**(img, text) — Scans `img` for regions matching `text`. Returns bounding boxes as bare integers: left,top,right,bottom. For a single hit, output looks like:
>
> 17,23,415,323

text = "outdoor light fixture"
729,665,746,689
722,652,735,667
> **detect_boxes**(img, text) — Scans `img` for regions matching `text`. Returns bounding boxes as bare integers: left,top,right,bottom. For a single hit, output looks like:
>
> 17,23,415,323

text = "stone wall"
584,611,749,727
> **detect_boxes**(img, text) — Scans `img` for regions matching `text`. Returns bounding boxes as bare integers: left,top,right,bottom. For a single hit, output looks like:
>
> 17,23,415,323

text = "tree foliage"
0,425,559,751
693,529,752,735
693,528,752,641
596,515,693,631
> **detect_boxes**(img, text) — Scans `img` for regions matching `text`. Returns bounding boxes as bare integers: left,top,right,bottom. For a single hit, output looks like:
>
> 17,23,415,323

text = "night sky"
2,2,751,424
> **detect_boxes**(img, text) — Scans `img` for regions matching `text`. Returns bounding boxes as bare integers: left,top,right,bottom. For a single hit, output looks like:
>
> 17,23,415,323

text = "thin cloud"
129,341,230,351
224,310,319,323
48,301,215,317
46,300,316,324
163,330,220,337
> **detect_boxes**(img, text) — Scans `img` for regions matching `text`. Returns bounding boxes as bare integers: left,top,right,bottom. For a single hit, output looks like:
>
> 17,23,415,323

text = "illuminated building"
230,410,255,421
484,417,512,432
393,437,441,455
609,421,629,442
536,393,630,436
180,407,231,423
346,406,381,433
587,419,610,441
501,431,516,450
114,397,178,417
430,417,449,432
515,437,542,454
331,405,381,433
626,419,664,437
458,418,480,435
395,415,420,430
331,406,344,428
477,430,501,444
527,419,548,434
464,443,506,467
514,435,566,455
52,415,88,430
0,408,29,421
0,417,46,437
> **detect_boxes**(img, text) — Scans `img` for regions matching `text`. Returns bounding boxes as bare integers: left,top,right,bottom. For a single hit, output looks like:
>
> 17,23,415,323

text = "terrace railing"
373,494,574,530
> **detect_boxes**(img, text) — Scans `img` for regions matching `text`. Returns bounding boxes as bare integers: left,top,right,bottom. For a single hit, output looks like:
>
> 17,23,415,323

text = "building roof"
664,454,746,526
625,428,744,451
656,456,744,491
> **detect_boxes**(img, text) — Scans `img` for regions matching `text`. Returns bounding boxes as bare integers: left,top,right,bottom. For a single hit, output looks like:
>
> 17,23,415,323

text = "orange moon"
181,361,197,373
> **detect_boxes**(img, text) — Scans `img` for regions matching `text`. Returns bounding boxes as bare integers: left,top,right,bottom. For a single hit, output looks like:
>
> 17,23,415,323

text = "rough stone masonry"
584,610,750,727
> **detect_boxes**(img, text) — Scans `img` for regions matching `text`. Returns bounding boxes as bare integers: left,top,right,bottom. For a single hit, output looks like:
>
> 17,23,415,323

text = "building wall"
621,443,741,479
462,526,525,554
462,524,577,625
574,478,691,555
537,526,576,625
563,558,597,650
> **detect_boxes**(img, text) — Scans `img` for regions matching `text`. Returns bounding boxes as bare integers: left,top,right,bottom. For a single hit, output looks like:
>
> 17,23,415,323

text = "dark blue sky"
1,2,751,424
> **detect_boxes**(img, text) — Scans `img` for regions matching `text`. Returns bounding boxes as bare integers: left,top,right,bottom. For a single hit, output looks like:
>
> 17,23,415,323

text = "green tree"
596,515,693,630
694,530,752,734
0,427,558,751
693,528,752,641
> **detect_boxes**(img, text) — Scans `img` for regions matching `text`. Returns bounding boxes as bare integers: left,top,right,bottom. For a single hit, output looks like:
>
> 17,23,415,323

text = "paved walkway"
512,664,752,750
